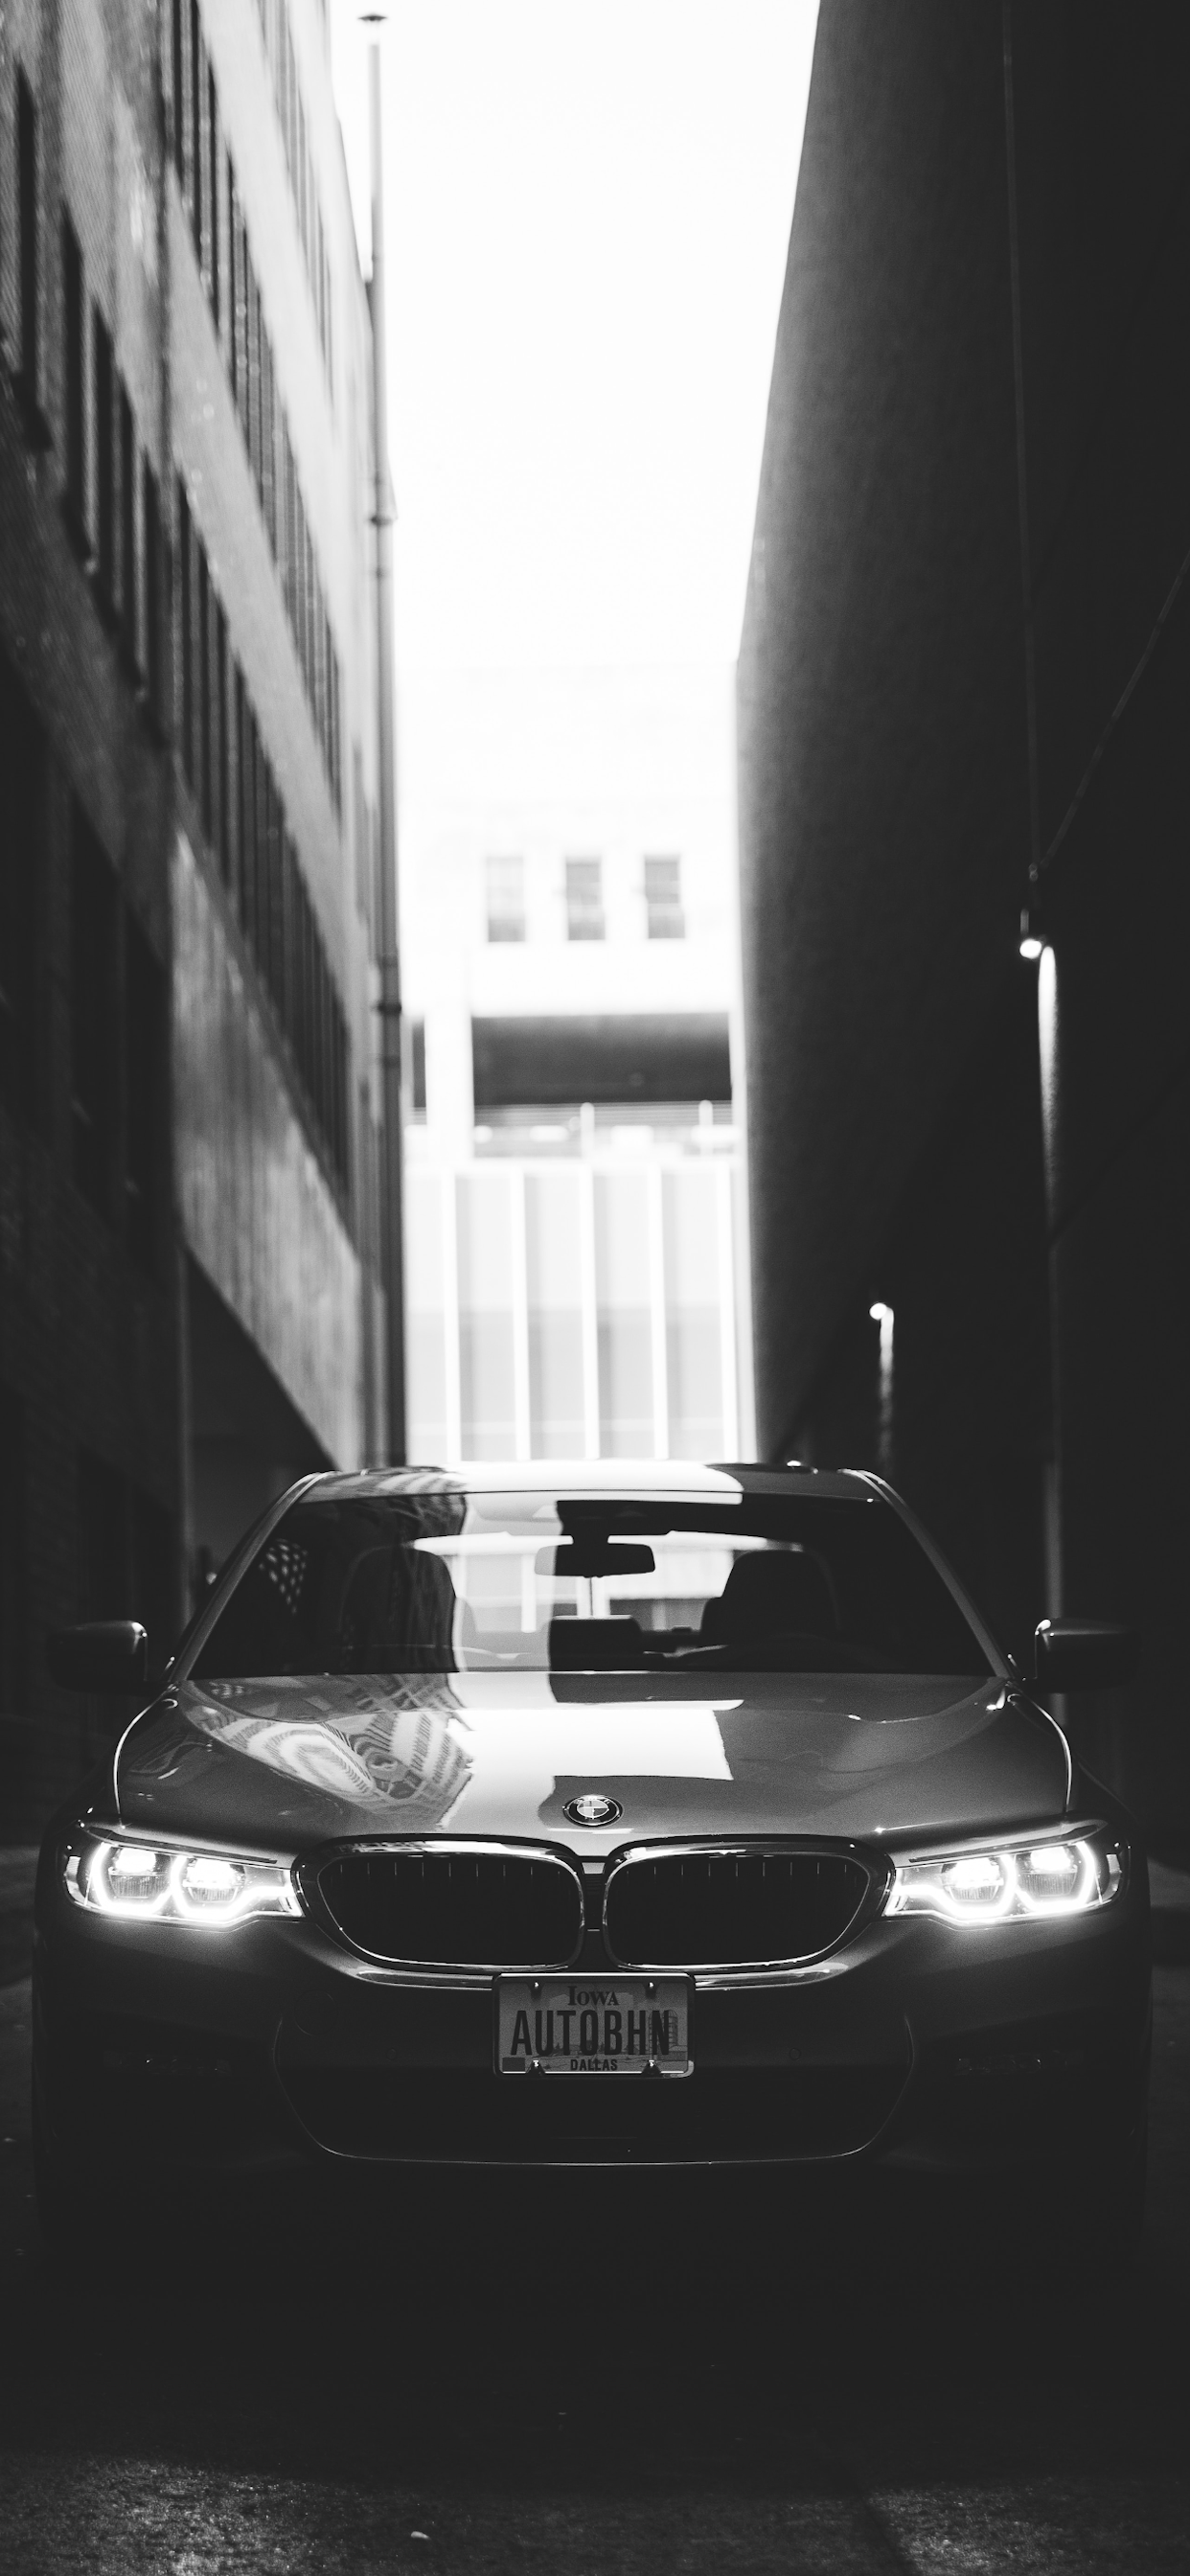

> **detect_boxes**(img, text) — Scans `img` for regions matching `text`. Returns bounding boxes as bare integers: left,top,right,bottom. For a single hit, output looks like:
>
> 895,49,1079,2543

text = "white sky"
330,1,819,676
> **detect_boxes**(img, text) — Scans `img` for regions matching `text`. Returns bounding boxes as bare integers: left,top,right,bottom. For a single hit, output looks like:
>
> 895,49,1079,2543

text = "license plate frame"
495,1974,692,2077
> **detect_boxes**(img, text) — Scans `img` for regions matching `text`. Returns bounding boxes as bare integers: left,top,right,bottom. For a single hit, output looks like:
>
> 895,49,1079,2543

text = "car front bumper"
34,1867,1151,2182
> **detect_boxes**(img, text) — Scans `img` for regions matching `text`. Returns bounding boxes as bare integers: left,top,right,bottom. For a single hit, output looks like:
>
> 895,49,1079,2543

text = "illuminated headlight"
62,1833,301,1926
885,1827,1128,1925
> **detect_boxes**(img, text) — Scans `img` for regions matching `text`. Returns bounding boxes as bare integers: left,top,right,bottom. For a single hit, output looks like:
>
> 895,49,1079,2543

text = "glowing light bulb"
110,1847,159,1878
1019,906,1045,960
179,1855,243,1907
1026,1846,1077,1878
945,1854,1005,1902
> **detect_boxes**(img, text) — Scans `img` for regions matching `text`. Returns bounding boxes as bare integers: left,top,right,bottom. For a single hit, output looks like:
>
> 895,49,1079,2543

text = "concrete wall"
738,0,1190,1830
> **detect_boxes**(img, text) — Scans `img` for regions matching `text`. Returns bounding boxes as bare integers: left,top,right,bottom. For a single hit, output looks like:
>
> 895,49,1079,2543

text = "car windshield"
189,1487,991,1681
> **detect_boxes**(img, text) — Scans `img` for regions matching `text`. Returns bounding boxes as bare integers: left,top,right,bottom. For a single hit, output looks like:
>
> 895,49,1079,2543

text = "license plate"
496,1976,692,2076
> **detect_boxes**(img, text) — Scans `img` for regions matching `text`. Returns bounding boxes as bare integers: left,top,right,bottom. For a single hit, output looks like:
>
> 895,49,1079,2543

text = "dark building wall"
738,0,1029,1443
803,972,1053,1668
1014,10,1190,1824
0,0,180,1835
738,0,1190,1828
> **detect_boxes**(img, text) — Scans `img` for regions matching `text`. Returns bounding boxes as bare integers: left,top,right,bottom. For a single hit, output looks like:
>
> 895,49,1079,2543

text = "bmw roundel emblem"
564,1793,623,1828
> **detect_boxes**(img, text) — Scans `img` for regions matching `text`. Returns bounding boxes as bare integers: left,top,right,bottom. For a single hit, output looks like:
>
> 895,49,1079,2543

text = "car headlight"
884,1826,1128,1925
61,1831,301,1926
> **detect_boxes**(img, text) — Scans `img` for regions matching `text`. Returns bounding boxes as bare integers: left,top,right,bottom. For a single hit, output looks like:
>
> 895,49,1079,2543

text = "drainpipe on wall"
367,28,406,1464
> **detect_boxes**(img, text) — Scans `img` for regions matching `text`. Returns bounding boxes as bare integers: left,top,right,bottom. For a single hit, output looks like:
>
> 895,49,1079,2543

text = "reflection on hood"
126,1668,1065,1856
183,1673,471,1828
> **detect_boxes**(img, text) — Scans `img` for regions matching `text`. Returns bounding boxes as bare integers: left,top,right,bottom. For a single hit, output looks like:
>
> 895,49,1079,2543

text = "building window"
246,260,262,494
235,666,253,929
143,461,164,730
207,64,220,327
262,768,283,1004
565,858,605,942
190,0,203,268
178,503,352,1192
61,215,87,541
125,915,166,1275
644,855,684,940
197,539,213,839
266,0,334,384
486,856,526,944
119,382,138,670
171,16,341,808
216,602,230,883
226,156,239,403
171,0,187,188
15,69,42,427
93,310,115,616
70,805,118,1219
177,478,194,785
261,327,276,554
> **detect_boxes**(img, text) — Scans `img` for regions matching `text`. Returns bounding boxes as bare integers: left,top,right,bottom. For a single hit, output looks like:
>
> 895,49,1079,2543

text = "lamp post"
869,1303,895,1480
1018,908,1062,1619
365,13,406,1464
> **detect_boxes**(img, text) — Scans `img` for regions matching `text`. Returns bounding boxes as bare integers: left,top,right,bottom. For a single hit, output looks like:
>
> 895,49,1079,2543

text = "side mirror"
47,1621,149,1694
1033,1618,1139,1692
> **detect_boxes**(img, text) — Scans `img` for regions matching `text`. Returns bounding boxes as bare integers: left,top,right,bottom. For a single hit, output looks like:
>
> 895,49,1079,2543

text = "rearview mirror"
47,1621,149,1694
1033,1618,1139,1692
536,1541,655,1579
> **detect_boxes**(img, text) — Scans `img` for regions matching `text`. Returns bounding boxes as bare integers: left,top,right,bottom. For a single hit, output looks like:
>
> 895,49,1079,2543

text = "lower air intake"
605,1845,872,1969
314,1844,584,1970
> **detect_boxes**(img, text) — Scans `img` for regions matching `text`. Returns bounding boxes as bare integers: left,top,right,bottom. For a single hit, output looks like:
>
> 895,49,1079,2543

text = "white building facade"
399,665,754,1468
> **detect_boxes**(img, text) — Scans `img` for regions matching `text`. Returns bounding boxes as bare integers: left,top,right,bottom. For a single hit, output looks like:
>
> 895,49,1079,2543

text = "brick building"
0,0,388,1833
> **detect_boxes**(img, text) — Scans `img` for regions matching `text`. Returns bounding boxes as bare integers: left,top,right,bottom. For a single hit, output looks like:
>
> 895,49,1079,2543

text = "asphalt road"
0,1966,1186,2576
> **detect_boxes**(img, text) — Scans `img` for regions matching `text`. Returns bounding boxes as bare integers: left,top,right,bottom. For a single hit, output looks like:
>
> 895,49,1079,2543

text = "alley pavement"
0,1930,1186,2572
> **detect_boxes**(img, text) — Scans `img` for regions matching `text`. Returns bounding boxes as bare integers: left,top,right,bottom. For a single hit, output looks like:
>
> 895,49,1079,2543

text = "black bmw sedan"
34,1463,1148,2248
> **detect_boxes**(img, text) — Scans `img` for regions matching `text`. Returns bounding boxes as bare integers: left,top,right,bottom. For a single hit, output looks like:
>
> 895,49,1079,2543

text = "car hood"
113,1669,1070,1856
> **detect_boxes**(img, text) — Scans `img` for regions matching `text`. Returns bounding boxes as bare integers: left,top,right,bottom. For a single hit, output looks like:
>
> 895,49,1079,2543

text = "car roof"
298,1460,872,1505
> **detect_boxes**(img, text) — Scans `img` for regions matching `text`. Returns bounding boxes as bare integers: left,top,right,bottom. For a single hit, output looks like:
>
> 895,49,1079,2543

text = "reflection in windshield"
188,1489,990,1681
184,1673,471,1825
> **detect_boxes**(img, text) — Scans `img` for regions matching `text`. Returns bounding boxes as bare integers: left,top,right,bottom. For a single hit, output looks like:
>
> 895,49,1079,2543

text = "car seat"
699,1548,837,1644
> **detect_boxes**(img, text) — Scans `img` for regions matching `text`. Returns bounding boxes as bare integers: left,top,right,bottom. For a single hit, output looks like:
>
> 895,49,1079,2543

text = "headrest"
701,1548,836,1644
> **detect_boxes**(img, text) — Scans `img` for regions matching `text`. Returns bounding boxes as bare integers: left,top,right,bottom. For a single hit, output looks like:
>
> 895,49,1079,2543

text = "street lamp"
1018,891,1062,1624
362,5,405,1463
869,1303,894,1479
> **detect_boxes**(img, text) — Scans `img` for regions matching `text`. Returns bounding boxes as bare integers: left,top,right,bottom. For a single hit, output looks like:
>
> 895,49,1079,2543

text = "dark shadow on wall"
187,1258,331,1600
788,966,1052,1671
738,0,1190,1832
